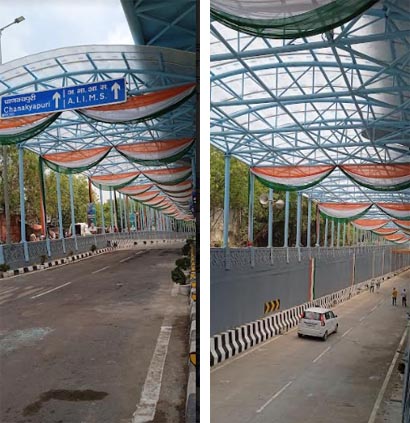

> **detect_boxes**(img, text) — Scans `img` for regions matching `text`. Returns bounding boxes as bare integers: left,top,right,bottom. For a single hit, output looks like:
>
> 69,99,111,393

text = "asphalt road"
211,270,410,423
0,247,190,423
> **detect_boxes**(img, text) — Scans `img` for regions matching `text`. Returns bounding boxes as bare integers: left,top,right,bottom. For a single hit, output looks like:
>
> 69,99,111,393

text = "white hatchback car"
298,307,338,341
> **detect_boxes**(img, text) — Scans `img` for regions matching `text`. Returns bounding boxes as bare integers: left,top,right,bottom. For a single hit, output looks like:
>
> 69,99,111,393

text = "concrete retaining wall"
211,247,407,336
211,266,409,367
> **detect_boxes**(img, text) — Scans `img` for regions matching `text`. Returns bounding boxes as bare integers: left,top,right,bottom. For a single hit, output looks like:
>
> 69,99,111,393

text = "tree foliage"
210,147,326,247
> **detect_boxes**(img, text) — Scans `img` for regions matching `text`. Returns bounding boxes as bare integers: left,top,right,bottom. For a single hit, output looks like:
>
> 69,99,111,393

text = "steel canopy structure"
211,0,409,223
121,0,196,52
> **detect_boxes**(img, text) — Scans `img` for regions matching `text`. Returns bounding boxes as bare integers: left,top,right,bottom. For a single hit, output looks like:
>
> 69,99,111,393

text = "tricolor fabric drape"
211,0,378,39
318,203,372,222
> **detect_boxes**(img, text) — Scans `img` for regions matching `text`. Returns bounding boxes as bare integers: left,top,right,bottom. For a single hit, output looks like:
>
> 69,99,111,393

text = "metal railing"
0,231,194,270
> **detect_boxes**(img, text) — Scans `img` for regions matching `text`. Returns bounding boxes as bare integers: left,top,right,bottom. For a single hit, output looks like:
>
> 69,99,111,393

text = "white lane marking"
132,325,172,423
211,328,296,373
313,346,331,363
92,266,110,274
31,282,72,299
370,305,377,312
359,316,366,322
256,381,293,414
0,286,20,296
16,287,46,299
120,255,134,263
0,291,20,302
368,324,408,423
341,328,353,338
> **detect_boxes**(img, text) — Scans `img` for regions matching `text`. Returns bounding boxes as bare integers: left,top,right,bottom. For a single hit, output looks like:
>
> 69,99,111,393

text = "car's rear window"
304,311,322,320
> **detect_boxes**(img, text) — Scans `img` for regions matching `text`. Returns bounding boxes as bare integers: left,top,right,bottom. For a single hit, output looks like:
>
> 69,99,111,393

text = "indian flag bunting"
318,203,372,222
251,165,335,191
340,164,410,191
165,189,192,199
372,227,398,236
383,234,406,242
142,196,169,207
376,203,410,221
157,180,193,193
352,219,389,231
0,113,60,145
393,237,410,244
90,171,140,190
78,83,195,123
116,138,194,165
118,183,153,195
211,0,378,39
130,190,160,202
143,166,192,185
393,220,410,230
308,257,315,302
42,147,111,174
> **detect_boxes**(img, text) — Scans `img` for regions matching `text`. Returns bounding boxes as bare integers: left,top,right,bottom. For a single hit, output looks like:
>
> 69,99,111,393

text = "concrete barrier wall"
211,246,409,336
0,231,194,270
211,266,410,367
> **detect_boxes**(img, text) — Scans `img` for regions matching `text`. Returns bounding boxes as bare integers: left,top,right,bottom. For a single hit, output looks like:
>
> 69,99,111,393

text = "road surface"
0,247,189,423
211,270,410,423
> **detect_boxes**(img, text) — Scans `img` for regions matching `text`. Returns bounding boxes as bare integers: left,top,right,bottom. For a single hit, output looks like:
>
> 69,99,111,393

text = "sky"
0,0,134,63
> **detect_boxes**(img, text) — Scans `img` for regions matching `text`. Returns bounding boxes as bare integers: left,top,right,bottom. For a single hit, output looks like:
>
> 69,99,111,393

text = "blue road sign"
1,78,127,119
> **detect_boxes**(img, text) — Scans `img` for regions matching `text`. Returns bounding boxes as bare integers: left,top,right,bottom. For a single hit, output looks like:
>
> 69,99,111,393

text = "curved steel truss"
211,0,409,213
0,45,196,219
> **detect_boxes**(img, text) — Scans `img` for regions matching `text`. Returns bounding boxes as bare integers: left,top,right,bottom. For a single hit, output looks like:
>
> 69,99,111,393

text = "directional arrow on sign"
52,92,61,108
111,82,121,100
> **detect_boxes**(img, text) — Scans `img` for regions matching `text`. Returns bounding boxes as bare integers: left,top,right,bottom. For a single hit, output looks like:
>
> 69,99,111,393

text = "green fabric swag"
211,0,378,39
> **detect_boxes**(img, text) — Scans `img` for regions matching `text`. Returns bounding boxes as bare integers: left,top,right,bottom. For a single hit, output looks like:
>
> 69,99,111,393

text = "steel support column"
268,188,273,247
307,197,312,248
284,191,290,248
296,192,302,248
223,154,231,248
69,174,78,251
248,171,255,246
56,172,66,253
18,146,29,262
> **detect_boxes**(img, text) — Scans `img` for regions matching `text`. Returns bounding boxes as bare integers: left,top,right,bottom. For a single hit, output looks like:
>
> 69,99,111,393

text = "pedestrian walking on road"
392,288,398,306
370,280,375,293
401,289,407,307
376,280,381,292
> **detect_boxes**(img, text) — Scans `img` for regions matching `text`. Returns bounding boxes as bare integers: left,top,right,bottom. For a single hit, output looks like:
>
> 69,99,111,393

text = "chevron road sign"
264,298,280,314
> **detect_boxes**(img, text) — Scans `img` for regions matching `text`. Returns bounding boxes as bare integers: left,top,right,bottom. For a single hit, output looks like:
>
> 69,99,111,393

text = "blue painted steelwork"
284,191,290,248
18,146,29,262
307,197,312,248
296,192,302,248
121,0,195,52
69,174,78,251
324,219,329,248
56,172,66,254
223,154,231,248
337,222,341,248
248,172,255,244
210,1,410,208
268,188,273,248
109,189,114,232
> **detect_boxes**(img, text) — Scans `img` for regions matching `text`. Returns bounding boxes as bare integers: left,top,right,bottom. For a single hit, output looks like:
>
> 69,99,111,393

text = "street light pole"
0,16,25,244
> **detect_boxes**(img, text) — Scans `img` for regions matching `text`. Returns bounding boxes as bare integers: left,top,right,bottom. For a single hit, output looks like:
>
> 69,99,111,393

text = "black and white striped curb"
210,267,410,367
0,248,113,279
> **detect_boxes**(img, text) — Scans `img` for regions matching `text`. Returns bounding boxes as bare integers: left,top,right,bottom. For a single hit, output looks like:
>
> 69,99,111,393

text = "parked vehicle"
67,223,93,237
298,307,338,341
